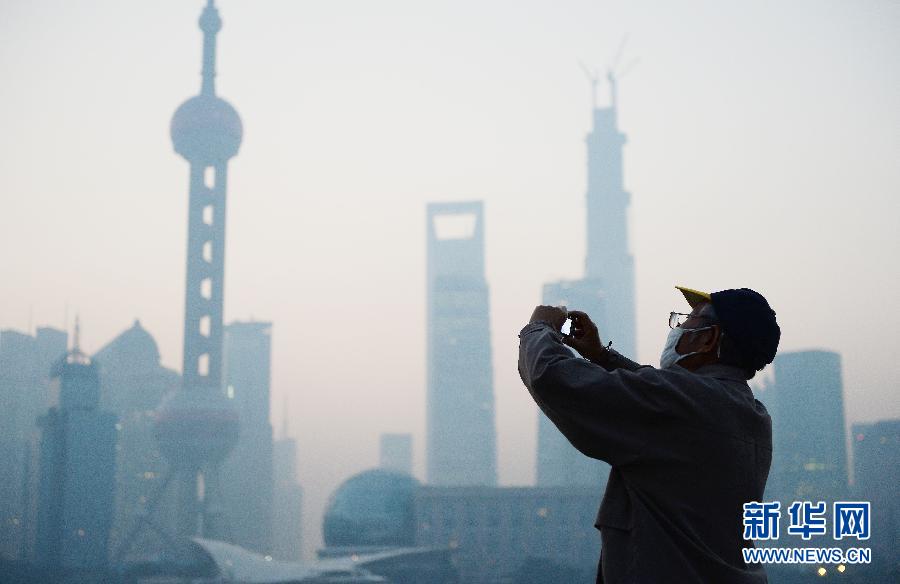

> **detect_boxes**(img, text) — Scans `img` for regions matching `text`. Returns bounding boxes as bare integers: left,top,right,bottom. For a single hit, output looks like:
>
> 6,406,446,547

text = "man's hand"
563,310,606,361
529,305,568,331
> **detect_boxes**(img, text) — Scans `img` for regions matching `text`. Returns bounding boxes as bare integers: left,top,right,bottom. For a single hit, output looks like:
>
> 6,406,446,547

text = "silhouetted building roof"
94,320,162,374
323,469,419,548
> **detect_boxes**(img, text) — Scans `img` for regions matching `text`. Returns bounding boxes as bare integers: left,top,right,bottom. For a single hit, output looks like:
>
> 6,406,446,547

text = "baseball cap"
676,285,781,371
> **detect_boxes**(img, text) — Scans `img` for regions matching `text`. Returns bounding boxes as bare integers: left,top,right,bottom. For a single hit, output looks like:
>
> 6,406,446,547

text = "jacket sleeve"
518,321,680,466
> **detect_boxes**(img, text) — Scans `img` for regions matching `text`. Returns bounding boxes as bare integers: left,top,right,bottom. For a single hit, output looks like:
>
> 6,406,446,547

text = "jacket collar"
691,363,750,382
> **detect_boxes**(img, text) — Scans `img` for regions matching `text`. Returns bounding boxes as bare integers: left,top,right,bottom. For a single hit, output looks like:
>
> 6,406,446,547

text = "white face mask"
659,326,712,369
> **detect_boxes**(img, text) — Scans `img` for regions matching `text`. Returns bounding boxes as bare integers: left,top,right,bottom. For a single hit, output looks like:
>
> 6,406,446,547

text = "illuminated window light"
817,567,827,576
199,316,211,337
204,166,215,189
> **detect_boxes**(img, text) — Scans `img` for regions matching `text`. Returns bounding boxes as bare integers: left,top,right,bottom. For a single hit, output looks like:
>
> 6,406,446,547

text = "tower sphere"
154,388,240,469
171,94,243,164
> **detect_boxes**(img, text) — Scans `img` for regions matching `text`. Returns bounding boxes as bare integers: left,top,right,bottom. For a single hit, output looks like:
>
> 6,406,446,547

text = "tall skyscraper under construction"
426,201,497,486
537,72,635,487
154,0,241,540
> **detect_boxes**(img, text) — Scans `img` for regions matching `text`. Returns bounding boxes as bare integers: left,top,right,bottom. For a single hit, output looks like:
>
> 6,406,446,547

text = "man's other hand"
563,310,605,360
529,305,568,331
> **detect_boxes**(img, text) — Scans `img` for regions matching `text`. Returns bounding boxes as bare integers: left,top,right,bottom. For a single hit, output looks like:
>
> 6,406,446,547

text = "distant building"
0,326,67,560
323,470,418,550
582,74,635,356
34,326,117,571
92,320,180,561
851,419,899,565
426,201,497,487
221,320,274,554
536,281,609,489
766,350,849,503
537,72,634,488
272,433,303,561
415,485,599,584
320,469,457,583
380,433,412,475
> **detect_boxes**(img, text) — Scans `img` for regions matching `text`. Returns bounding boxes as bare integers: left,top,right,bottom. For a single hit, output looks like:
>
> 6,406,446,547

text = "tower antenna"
578,60,600,109
605,35,640,111
73,315,81,352
609,34,629,74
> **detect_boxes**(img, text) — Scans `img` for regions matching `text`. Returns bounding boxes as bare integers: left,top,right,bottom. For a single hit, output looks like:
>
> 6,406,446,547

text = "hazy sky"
1,0,898,558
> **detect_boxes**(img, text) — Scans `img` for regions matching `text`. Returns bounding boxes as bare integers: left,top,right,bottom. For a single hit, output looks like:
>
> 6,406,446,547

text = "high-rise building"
537,73,634,487
92,320,180,560
272,432,303,562
221,321,274,553
0,326,67,560
426,201,497,487
380,433,413,475
34,324,117,571
583,73,635,355
766,350,848,503
851,419,899,564
154,0,241,540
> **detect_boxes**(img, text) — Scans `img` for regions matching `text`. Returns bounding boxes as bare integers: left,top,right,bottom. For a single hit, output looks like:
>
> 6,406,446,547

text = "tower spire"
199,0,222,95
73,315,81,353
607,70,618,112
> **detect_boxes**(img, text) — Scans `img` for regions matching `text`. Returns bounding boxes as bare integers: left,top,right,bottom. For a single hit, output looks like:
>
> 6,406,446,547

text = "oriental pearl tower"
155,0,241,540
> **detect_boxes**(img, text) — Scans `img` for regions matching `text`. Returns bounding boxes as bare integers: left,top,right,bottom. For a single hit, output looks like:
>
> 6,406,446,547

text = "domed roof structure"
93,319,161,373
171,94,242,163
323,469,419,548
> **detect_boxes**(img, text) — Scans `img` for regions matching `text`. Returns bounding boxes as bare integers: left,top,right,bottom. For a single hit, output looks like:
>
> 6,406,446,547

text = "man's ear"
700,325,722,353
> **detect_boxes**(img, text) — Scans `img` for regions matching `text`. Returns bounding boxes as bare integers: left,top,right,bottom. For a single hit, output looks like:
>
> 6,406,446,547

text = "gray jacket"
518,321,771,583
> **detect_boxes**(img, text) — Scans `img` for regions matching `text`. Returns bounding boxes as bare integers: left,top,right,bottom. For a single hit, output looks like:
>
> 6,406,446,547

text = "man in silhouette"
518,286,780,583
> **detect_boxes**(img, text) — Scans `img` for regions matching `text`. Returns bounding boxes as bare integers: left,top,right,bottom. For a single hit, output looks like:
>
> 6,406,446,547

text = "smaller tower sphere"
199,3,222,35
171,94,243,164
154,388,239,469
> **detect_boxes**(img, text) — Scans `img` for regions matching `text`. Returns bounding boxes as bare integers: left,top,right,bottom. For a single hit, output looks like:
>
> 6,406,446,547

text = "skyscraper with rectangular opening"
426,201,497,486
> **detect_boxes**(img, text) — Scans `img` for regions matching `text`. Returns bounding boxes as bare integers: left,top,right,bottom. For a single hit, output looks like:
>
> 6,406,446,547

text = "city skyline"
2,0,898,559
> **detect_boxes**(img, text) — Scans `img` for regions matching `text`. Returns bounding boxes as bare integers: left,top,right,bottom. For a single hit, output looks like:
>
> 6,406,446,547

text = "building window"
201,278,212,299
203,241,213,263
199,316,211,337
204,166,216,189
203,205,214,225
198,353,209,376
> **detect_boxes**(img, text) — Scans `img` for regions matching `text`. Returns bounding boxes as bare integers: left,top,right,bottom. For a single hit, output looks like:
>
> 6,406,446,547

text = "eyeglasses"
668,312,717,329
